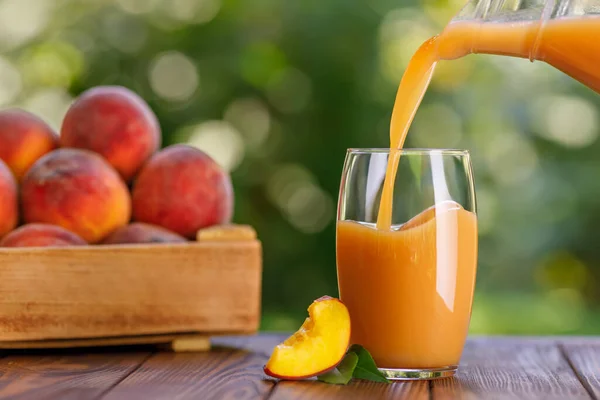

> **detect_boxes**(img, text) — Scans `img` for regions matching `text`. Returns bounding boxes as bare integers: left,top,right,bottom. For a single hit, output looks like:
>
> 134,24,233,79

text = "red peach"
0,109,58,181
131,144,233,238
60,86,161,181
0,224,86,247
21,148,131,243
0,159,18,238
102,222,187,245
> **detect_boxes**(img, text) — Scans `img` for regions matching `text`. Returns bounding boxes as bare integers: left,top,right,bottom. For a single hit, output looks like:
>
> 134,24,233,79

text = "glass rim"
347,148,470,156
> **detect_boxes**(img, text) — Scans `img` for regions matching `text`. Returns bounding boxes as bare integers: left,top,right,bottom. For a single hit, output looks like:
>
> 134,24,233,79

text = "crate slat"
0,240,262,342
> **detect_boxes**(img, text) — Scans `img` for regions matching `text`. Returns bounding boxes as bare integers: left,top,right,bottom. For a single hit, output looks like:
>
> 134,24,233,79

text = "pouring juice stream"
377,16,600,230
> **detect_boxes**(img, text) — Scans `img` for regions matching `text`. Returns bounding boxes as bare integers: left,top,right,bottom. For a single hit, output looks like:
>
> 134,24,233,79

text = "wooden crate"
0,229,262,349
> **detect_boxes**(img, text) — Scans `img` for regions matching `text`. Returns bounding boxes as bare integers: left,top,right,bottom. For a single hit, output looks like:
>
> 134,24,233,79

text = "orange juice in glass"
336,149,478,380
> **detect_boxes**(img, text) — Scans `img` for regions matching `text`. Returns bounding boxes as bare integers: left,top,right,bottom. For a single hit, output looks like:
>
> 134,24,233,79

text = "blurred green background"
1,0,599,335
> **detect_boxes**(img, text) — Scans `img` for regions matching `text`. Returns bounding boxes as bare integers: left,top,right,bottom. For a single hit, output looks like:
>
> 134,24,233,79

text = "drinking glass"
336,148,478,380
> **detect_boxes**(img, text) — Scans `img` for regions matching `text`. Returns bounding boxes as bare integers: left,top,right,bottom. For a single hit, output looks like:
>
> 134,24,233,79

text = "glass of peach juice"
336,148,478,380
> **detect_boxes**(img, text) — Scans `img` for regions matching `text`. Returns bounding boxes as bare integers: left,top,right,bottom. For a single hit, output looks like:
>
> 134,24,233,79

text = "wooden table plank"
0,351,150,400
433,337,591,400
269,380,428,400
561,341,600,399
101,347,274,400
0,335,595,400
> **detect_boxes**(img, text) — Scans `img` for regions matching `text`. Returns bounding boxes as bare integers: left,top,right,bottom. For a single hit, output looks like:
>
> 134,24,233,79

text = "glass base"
378,365,457,380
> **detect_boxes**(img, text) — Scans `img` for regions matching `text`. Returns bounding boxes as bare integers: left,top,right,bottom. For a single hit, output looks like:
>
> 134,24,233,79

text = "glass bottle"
438,0,600,92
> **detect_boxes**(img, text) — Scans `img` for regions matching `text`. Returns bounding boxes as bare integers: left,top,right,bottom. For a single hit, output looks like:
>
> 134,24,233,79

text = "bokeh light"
532,95,599,148
0,0,52,50
378,8,436,84
283,184,334,234
224,98,271,150
22,88,73,131
149,51,199,102
266,164,333,234
266,164,316,206
422,0,469,27
186,120,245,172
411,103,463,148
483,130,539,186
102,12,148,54
116,0,160,14
20,41,84,88
0,57,22,106
166,0,221,24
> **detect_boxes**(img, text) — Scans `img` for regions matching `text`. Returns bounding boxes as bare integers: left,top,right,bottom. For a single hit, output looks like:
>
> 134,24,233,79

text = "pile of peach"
0,86,233,248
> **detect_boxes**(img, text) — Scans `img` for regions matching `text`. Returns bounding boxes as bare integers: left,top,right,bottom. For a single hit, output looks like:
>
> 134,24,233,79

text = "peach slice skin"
263,296,351,380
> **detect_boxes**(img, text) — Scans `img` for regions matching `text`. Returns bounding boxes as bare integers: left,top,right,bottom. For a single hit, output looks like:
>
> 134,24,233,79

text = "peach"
102,222,187,245
132,144,233,239
21,148,131,243
0,159,18,238
0,109,58,181
0,224,86,247
60,86,161,181
264,296,351,380
399,200,463,231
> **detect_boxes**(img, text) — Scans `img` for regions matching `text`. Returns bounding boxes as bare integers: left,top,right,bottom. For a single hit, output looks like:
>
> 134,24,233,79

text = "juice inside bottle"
442,17,600,94
337,8,600,369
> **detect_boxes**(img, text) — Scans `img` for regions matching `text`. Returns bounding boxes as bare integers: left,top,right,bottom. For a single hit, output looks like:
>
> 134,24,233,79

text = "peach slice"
399,200,463,231
264,296,351,380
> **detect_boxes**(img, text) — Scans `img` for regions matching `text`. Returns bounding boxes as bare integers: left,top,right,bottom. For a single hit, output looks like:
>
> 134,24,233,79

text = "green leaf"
349,344,390,383
317,345,390,385
317,351,359,385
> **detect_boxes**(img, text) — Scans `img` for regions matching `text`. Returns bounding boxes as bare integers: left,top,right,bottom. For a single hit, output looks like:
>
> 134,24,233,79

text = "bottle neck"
529,0,557,61
444,0,563,62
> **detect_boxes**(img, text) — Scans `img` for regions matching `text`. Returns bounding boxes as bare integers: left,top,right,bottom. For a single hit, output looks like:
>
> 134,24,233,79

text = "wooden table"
0,334,597,399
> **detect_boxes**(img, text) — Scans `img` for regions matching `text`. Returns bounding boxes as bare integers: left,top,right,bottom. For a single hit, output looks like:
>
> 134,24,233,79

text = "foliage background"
1,0,600,334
